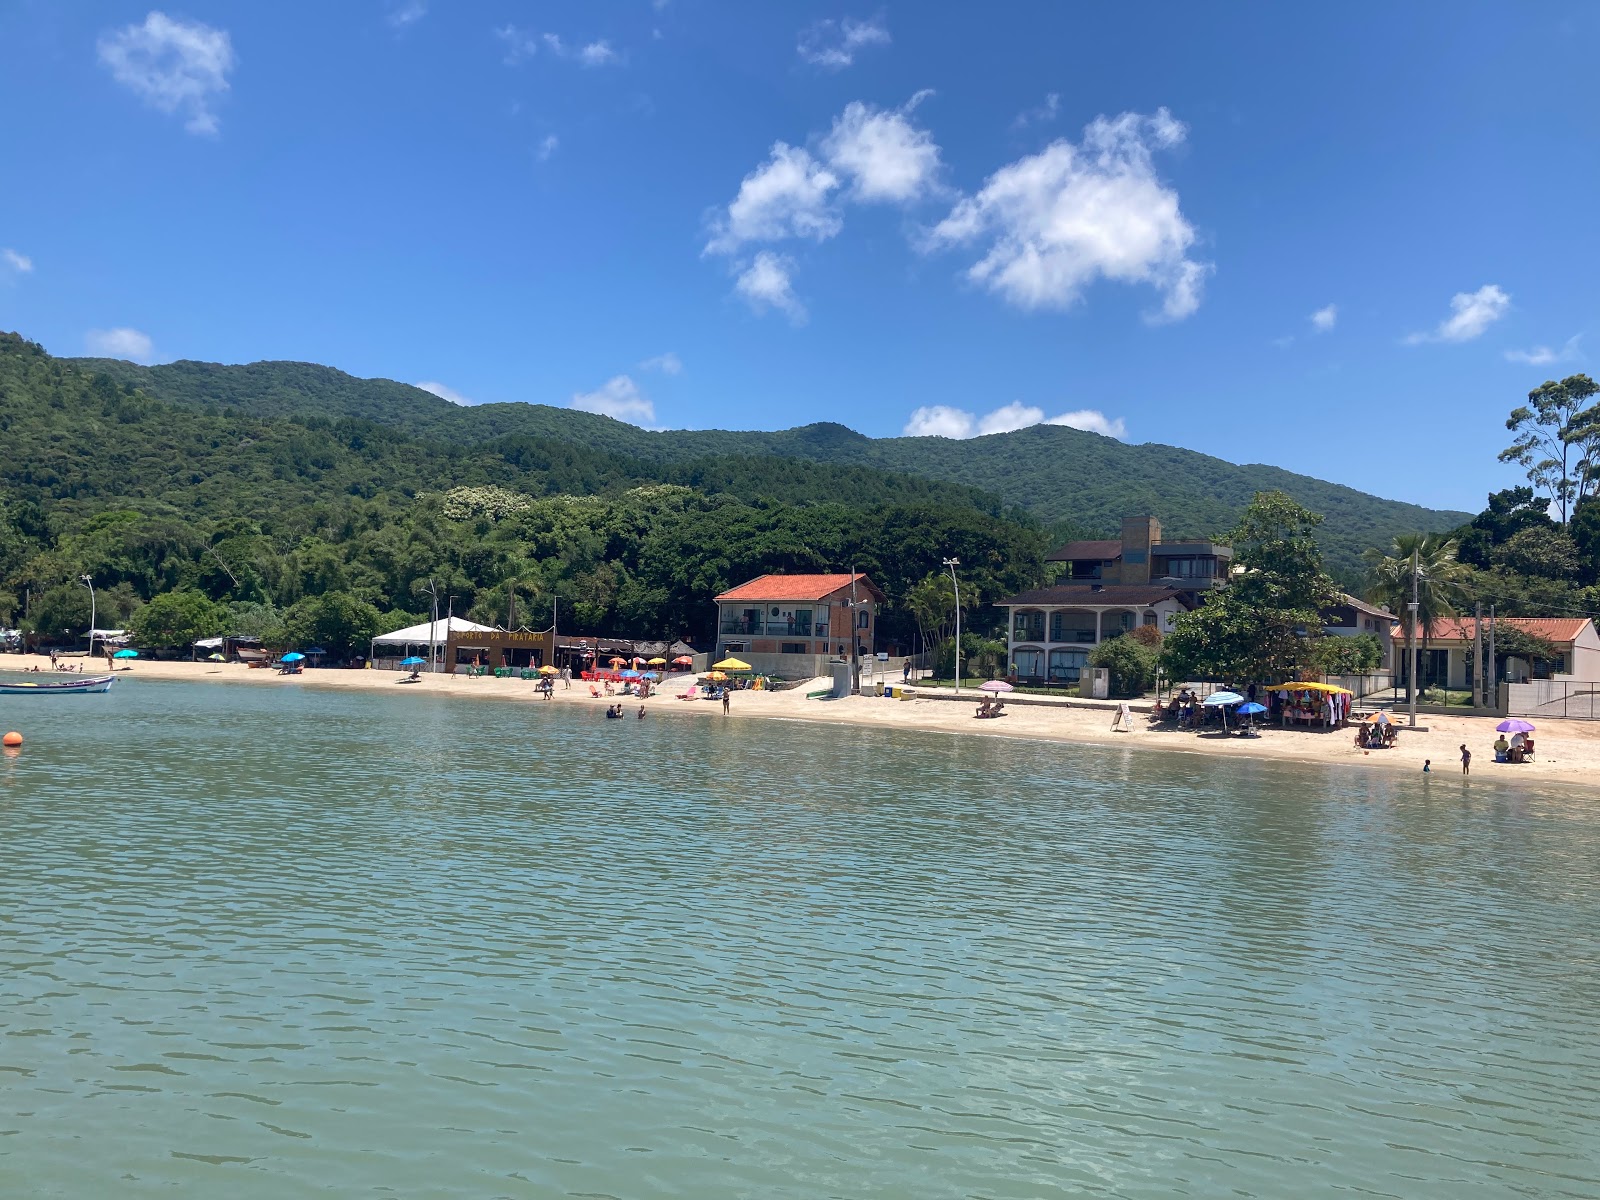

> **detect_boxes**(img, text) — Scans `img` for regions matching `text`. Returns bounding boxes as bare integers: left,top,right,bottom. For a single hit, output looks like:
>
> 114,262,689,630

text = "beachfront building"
997,584,1195,686
998,515,1218,685
1397,616,1600,690
1321,593,1399,670
369,616,497,671
714,572,883,677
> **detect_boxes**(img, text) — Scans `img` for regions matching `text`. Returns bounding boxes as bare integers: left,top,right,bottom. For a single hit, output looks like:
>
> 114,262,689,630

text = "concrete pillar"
1095,610,1103,643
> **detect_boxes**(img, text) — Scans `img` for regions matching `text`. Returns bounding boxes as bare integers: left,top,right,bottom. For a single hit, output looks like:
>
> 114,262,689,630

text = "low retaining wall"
902,687,1147,714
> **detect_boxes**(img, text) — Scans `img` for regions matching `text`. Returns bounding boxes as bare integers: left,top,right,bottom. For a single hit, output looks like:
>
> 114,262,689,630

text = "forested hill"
75,352,1468,571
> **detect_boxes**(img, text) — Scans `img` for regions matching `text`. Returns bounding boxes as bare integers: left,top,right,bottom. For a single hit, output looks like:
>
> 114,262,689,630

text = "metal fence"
1506,680,1600,721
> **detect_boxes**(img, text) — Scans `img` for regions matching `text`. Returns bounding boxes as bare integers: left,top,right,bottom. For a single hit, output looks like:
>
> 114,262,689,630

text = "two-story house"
998,517,1226,685
714,573,883,675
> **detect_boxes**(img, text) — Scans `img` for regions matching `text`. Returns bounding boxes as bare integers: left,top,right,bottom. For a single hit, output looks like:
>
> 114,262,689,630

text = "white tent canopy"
372,617,496,647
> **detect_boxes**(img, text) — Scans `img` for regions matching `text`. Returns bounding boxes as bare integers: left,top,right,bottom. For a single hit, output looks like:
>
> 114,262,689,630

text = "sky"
2,2,1598,514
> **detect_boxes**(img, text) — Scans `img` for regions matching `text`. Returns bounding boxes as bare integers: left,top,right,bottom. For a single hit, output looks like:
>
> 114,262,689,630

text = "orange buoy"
2,732,21,747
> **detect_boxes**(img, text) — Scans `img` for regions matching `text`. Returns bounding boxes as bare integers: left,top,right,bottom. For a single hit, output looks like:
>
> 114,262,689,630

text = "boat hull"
0,675,116,695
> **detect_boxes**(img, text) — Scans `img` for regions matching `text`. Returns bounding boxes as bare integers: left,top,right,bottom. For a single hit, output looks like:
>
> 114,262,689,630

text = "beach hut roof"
372,617,497,645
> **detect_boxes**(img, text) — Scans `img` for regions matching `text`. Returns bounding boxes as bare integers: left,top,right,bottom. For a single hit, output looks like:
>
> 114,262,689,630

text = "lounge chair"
589,684,602,697
678,686,699,701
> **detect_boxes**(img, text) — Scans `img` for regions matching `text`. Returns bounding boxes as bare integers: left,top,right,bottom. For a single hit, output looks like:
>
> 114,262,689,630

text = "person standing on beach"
1460,744,1471,776
722,691,730,716
1423,759,1431,774
561,665,571,690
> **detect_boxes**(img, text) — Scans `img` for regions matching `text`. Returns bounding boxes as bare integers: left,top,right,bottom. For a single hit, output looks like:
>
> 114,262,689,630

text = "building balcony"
718,619,815,637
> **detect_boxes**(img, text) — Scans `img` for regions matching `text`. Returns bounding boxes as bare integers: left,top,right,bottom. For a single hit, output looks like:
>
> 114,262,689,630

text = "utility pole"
849,567,860,695
422,578,440,673
943,556,961,695
1473,601,1484,710
80,575,97,658
1487,604,1497,713
1406,547,1419,728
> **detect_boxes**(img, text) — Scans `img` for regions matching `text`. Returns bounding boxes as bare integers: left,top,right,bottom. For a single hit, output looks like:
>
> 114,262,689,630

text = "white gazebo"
370,617,497,671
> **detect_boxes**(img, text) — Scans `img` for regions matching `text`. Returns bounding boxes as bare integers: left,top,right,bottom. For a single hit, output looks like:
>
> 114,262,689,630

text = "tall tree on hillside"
1499,374,1600,525
1364,532,1468,688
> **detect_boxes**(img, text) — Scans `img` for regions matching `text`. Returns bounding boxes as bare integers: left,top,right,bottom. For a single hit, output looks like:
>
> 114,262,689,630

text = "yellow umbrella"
713,657,752,671
1285,681,1352,695
647,657,667,665
538,665,559,675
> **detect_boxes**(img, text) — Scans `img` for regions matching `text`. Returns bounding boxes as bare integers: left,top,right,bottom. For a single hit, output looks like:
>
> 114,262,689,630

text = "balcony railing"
718,619,816,637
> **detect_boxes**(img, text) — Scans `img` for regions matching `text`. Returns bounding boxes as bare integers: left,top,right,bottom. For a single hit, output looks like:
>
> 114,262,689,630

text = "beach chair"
589,684,601,697
678,686,699,701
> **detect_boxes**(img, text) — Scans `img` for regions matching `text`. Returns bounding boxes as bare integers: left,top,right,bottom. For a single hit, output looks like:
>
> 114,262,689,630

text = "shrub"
1087,635,1159,699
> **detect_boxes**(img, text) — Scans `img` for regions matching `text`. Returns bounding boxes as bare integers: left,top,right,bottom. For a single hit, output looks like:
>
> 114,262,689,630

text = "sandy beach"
10,652,1595,791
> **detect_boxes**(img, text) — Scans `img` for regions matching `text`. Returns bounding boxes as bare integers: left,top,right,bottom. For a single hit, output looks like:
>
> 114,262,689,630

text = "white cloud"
1504,334,1583,366
797,15,890,70
537,134,559,161
579,40,618,66
820,96,942,203
928,108,1208,322
1310,303,1337,332
1013,93,1061,130
903,402,1125,440
735,252,807,323
495,24,539,63
2,248,32,274
640,351,683,375
97,11,234,136
571,375,655,425
415,380,474,406
388,0,427,28
1405,284,1510,344
1045,409,1127,438
85,327,155,363
704,143,841,254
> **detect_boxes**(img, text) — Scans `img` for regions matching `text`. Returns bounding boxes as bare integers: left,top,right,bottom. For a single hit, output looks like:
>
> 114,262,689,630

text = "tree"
1493,526,1580,580
1489,625,1561,678
1087,636,1158,698
1163,491,1339,683
1569,496,1600,584
129,589,224,652
1308,633,1383,676
1499,374,1600,524
282,591,383,660
23,583,90,644
1364,532,1468,686
1453,486,1554,569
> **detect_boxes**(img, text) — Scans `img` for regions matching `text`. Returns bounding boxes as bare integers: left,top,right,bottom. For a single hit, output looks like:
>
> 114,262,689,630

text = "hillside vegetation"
77,353,1468,571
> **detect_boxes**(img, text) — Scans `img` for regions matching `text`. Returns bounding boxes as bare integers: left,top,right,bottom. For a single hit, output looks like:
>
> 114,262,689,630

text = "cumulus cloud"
2,248,32,274
928,108,1208,322
415,380,474,406
578,40,618,66
571,375,655,425
1505,334,1583,366
1311,303,1337,332
388,0,427,28
640,351,683,375
797,15,890,70
704,143,841,254
903,402,1125,440
735,252,807,323
537,134,560,161
97,11,234,136
1405,284,1510,344
820,95,942,203
1013,92,1061,130
85,327,156,363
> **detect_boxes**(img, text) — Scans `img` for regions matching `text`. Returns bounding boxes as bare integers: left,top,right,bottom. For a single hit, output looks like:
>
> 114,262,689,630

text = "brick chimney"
1119,516,1159,585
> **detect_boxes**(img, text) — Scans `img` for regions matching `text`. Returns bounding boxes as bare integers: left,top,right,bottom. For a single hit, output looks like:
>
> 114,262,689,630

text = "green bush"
1087,636,1159,699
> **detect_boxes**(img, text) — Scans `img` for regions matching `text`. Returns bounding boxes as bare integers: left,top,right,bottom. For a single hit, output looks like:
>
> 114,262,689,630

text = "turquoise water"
2,678,1598,1198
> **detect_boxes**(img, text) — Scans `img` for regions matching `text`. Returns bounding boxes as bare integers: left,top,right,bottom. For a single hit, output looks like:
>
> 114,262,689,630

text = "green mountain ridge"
73,353,1469,573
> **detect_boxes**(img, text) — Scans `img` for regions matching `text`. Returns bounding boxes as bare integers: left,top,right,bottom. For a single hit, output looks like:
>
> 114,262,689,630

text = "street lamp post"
943,557,961,695
80,575,97,659
1407,547,1419,728
422,578,441,673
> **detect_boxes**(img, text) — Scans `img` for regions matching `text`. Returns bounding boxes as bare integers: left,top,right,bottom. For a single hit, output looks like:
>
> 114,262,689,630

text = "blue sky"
2,2,1597,513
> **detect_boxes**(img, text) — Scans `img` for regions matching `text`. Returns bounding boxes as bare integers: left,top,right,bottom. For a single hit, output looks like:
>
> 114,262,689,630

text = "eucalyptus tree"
1499,374,1600,525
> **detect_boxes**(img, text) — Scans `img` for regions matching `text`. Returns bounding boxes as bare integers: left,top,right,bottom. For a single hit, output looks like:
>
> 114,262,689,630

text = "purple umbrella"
980,680,1013,693
1495,718,1535,733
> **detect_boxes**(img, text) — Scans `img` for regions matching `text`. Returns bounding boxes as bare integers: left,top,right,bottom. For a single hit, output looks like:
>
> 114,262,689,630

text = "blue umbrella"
400,656,426,666
113,648,139,659
281,651,305,662
619,669,642,679
1237,701,1267,715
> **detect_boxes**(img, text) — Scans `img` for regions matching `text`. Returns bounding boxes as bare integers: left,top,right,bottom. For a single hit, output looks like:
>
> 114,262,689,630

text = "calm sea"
2,678,1597,1198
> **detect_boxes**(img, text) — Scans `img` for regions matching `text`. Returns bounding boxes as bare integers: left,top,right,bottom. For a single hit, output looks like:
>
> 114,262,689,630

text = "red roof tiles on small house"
1412,616,1591,644
715,573,885,603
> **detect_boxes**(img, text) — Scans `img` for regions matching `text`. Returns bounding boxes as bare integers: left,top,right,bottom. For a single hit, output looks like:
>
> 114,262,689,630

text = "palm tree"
1364,533,1469,695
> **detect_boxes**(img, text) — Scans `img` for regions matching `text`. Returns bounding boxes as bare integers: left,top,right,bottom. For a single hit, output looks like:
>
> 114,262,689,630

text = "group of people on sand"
974,697,1007,719
1492,731,1534,763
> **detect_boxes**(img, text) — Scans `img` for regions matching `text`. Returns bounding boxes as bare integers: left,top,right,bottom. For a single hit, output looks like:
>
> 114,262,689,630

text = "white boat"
0,674,116,695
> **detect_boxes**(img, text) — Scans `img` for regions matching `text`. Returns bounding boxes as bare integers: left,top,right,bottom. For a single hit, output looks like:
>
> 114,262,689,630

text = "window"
781,643,807,654
1048,648,1088,682
1142,612,1157,626
1013,648,1044,678
723,643,746,654
1013,610,1045,640
857,609,869,629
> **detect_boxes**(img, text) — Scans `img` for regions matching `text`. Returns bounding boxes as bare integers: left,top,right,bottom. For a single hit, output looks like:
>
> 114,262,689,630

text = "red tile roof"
1408,616,1591,644
715,573,884,603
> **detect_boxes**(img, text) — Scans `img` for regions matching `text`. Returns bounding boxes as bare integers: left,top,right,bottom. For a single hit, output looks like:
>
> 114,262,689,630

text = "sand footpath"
11,654,1598,792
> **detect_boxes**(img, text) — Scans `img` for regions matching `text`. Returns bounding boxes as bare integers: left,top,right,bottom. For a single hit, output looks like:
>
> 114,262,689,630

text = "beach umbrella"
113,649,139,659
281,652,305,662
538,665,559,675
620,669,642,679
1495,718,1535,733
1364,710,1392,725
207,652,225,662
713,656,752,671
1202,689,1242,732
400,656,426,666
672,655,694,665
609,656,626,666
643,671,660,681
705,671,728,682
647,657,667,665
1237,701,1267,715
979,680,1013,693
